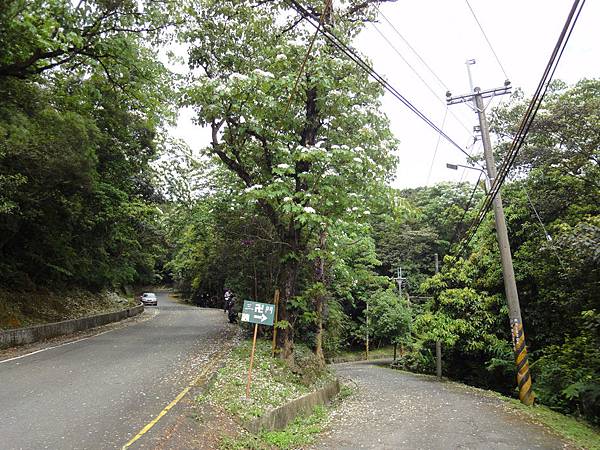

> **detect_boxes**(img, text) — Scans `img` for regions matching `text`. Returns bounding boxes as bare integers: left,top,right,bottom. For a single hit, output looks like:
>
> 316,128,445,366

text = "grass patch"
202,338,335,423
219,405,329,450
497,395,600,450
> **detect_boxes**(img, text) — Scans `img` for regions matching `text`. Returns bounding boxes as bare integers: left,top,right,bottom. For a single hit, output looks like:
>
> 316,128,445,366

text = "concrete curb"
245,379,340,433
0,304,144,349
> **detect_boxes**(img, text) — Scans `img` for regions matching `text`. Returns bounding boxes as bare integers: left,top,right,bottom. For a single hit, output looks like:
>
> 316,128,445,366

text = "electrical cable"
426,107,448,186
286,0,474,162
284,0,332,116
455,0,586,254
374,4,449,91
370,22,473,135
521,184,573,285
494,0,585,190
449,172,483,246
464,0,509,80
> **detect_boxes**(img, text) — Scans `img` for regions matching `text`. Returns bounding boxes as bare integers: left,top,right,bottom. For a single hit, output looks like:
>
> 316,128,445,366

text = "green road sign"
241,300,275,326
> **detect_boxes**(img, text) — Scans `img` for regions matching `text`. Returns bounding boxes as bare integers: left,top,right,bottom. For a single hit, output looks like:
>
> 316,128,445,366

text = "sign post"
246,323,259,399
241,299,276,399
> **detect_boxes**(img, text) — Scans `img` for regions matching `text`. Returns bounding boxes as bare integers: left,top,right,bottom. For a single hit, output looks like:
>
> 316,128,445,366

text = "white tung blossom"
283,196,292,202
353,157,363,163
230,72,248,81
275,54,287,61
253,68,275,78
303,206,316,214
277,163,290,169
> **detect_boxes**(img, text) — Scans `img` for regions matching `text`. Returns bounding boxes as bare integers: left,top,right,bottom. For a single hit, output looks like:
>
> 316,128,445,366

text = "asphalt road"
315,361,570,450
0,292,233,450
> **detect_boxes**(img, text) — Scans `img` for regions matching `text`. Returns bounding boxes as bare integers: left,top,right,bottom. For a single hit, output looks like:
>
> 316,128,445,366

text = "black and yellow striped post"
511,318,534,405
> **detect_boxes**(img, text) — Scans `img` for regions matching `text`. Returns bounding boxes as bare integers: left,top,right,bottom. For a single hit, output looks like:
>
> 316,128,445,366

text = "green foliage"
372,182,481,291
172,0,400,357
0,1,177,289
367,288,411,345
401,256,513,386
534,310,600,424
388,80,600,423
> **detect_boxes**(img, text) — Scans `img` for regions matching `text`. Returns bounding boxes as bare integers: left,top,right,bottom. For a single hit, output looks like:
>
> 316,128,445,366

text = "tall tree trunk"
277,257,298,362
314,230,327,366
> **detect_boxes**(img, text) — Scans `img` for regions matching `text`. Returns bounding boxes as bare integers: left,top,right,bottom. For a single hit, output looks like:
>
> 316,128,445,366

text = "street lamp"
446,162,489,191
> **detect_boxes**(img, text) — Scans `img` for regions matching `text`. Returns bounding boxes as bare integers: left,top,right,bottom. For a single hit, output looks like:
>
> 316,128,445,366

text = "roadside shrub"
534,312,600,424
391,343,434,374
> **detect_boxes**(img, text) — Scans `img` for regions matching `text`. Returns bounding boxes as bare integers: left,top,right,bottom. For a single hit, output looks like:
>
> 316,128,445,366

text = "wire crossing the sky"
464,0,509,80
286,0,474,162
455,0,586,254
375,4,450,91
370,22,472,135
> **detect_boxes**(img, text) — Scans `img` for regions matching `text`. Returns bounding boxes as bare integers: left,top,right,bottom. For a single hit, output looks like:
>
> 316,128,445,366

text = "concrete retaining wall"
245,379,340,433
0,304,144,349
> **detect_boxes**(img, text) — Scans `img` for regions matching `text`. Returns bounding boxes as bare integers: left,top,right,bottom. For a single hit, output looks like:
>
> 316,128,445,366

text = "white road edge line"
0,309,160,365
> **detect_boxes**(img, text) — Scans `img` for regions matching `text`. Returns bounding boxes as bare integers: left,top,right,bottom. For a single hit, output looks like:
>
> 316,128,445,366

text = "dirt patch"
154,397,247,450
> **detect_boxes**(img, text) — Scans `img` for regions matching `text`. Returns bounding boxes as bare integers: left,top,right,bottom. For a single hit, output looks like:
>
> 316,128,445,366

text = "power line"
284,0,332,116
374,5,449,91
286,0,473,162
455,0,586,254
521,184,573,286
370,22,473,135
426,107,448,186
449,172,483,245
464,0,509,80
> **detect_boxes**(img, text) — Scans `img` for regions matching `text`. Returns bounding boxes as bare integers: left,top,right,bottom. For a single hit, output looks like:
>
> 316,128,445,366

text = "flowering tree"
180,0,397,361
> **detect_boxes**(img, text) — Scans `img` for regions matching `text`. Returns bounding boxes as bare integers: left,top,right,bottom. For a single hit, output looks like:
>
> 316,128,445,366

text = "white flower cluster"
303,206,316,214
244,184,263,193
230,73,248,82
253,69,274,78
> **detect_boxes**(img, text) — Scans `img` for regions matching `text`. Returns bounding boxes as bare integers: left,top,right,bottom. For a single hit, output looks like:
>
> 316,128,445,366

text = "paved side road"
314,361,570,450
0,292,235,450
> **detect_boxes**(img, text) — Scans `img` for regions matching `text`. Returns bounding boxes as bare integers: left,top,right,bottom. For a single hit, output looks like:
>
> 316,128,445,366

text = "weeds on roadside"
219,405,329,450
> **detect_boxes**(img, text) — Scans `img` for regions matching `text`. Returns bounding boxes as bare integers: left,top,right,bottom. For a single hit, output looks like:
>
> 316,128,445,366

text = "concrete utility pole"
447,62,534,405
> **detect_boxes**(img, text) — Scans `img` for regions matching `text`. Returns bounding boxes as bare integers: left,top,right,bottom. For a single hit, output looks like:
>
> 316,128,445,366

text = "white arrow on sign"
253,313,267,323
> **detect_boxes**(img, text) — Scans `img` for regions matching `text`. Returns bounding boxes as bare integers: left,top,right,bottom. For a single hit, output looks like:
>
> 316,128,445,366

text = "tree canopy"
1,0,597,425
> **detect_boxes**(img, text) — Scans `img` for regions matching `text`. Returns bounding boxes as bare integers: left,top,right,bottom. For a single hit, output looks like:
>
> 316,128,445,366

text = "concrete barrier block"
245,379,340,433
0,304,144,349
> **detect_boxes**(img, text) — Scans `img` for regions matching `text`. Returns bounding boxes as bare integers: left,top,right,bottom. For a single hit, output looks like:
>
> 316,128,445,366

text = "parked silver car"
140,292,158,306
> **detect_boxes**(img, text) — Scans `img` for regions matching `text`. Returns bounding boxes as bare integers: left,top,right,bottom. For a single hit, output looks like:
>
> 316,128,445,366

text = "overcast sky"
170,0,599,188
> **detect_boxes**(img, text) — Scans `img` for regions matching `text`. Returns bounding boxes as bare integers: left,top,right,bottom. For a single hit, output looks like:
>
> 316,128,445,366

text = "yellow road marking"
122,385,192,449
121,350,227,449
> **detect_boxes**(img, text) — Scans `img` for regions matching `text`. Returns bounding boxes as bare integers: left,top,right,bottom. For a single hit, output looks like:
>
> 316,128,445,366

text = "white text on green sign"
241,300,275,326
